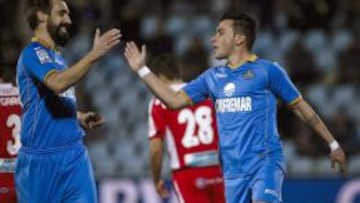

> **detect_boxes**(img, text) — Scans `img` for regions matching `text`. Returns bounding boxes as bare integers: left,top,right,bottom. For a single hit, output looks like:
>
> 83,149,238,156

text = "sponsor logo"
223,82,235,97
0,97,20,106
0,187,9,194
265,188,279,198
216,96,252,113
35,47,52,64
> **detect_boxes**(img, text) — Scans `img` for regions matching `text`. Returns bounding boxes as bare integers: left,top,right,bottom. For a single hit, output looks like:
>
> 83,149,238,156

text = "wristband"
329,141,340,151
137,66,151,78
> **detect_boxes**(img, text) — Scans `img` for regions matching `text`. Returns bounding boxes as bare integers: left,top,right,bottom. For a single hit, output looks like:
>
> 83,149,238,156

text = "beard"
47,20,70,47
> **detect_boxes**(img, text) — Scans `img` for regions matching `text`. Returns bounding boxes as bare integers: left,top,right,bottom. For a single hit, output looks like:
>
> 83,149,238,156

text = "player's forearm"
292,99,336,144
45,53,97,94
150,149,163,183
149,140,163,183
141,72,189,109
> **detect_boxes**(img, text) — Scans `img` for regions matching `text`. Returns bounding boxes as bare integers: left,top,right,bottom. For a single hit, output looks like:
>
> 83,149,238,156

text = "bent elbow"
44,73,68,94
45,81,68,94
48,84,66,94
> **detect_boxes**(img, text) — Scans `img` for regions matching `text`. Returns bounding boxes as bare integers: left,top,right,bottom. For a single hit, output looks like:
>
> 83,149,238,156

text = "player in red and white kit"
0,63,21,203
147,54,225,203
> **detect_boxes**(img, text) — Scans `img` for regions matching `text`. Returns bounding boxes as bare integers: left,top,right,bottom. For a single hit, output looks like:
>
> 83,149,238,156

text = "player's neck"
227,50,253,69
34,27,56,50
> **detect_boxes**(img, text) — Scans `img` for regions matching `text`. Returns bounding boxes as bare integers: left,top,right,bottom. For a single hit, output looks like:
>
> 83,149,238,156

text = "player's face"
47,0,71,47
211,20,236,59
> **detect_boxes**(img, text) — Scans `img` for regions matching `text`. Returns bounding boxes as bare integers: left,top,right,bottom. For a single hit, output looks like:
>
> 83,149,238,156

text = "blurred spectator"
293,107,360,157
327,107,360,157
114,3,143,42
146,17,174,57
286,0,338,31
343,0,360,31
249,0,275,29
285,39,320,84
181,36,209,82
0,0,17,31
0,31,21,85
337,35,360,84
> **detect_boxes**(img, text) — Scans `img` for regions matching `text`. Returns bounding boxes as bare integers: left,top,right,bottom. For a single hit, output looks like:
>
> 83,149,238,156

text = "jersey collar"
31,37,59,52
227,54,258,69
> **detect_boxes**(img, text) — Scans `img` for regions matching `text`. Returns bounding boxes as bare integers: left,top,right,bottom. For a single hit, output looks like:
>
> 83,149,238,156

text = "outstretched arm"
123,41,190,110
290,99,347,174
149,138,169,198
45,29,121,94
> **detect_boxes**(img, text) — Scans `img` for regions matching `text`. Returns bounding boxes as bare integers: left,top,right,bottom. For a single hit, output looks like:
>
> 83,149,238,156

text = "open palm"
91,28,121,60
124,41,147,71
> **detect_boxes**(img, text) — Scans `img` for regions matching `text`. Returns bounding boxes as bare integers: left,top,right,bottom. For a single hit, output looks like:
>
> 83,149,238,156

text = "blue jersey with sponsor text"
16,38,84,149
182,56,301,178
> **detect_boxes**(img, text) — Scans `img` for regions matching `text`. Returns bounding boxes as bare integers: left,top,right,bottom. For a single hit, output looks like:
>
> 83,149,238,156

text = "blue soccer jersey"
16,38,84,149
182,55,301,178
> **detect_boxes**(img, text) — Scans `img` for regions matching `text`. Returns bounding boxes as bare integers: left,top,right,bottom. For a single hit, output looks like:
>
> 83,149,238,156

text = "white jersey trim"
165,127,181,170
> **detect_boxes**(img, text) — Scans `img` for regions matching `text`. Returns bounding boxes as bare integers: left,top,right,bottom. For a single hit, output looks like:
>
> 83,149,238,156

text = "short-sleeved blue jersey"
183,55,301,178
16,38,84,149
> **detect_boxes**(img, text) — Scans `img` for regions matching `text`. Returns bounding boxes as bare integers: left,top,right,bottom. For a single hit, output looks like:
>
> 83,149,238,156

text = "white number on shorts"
178,106,214,148
6,114,22,155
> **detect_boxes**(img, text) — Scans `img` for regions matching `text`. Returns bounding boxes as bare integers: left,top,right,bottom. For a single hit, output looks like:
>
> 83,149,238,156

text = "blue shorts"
15,140,97,203
224,160,284,203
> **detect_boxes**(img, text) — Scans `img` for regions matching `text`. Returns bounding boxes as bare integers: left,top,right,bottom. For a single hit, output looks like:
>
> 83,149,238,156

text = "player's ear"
234,34,246,46
36,10,48,24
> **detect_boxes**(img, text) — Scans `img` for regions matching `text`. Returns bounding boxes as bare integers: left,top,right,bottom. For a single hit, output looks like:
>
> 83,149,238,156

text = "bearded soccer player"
124,11,347,203
15,0,121,202
148,54,225,203
0,51,21,203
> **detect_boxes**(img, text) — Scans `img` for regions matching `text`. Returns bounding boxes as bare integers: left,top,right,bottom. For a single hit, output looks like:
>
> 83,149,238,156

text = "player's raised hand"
155,179,169,198
330,147,347,175
90,28,121,60
124,41,147,71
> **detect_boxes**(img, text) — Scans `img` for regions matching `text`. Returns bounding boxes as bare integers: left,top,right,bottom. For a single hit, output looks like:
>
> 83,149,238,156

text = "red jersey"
148,84,220,170
0,83,21,172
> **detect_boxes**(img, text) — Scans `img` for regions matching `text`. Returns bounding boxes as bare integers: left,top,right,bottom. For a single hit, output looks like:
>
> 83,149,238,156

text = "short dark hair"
150,54,181,81
25,0,52,30
220,11,257,50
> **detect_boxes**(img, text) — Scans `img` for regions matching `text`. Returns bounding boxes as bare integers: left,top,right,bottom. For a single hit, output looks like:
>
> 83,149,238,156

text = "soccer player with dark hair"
148,54,225,203
16,0,121,202
124,11,347,203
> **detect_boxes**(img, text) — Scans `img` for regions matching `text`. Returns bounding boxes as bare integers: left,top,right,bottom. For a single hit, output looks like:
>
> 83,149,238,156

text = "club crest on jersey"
224,82,235,97
242,69,254,79
35,47,52,64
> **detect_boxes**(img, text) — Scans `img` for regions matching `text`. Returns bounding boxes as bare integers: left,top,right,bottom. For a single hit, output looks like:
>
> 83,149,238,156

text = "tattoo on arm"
307,113,320,126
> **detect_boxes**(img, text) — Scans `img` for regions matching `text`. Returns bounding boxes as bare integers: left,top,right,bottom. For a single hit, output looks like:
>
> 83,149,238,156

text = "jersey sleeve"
182,69,210,104
22,46,57,82
267,62,302,105
148,98,166,140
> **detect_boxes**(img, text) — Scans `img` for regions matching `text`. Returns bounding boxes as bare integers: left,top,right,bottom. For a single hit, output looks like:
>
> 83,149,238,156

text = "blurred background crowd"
1,0,359,179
